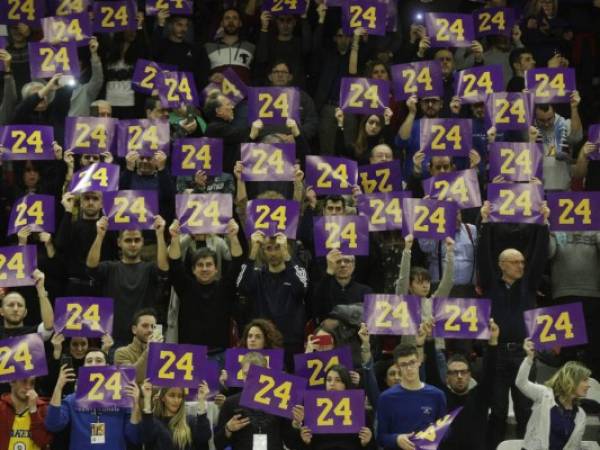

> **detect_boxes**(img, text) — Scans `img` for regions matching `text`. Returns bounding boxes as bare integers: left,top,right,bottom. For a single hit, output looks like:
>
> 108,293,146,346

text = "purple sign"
294,347,353,389
391,61,443,100
356,192,409,232
474,7,514,37
248,87,300,125
342,0,387,36
131,59,177,95
547,192,600,231
358,161,402,194
147,342,208,388
239,365,307,419
486,92,534,131
246,199,300,239
422,169,482,210
0,125,55,160
64,117,118,155
420,119,472,157
0,37,6,72
401,198,458,240
588,125,600,160
171,138,223,176
305,156,358,195
304,390,365,434
524,303,588,350
4,0,45,25
488,183,544,225
456,65,504,104
175,193,232,234
0,334,48,383
0,245,37,288
50,0,89,15
93,0,137,33
68,163,120,193
426,13,475,48
313,216,369,257
41,14,92,46
525,68,576,104
262,0,307,15
8,194,55,235
432,297,491,340
340,77,389,114
145,0,192,15
241,143,295,182
54,297,114,337
116,119,170,157
488,142,543,182
103,190,158,230
156,71,200,108
76,366,136,409
202,68,247,107
364,294,421,335
29,42,80,78
186,359,220,400
410,408,464,449
224,348,285,388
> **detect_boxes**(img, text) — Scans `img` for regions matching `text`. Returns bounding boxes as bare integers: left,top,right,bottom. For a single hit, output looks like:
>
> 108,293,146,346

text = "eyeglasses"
447,369,470,377
397,359,419,369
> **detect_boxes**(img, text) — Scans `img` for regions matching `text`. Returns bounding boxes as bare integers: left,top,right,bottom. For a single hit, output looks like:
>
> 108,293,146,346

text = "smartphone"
153,324,163,340
58,75,76,87
60,355,73,371
414,12,424,23
313,334,333,346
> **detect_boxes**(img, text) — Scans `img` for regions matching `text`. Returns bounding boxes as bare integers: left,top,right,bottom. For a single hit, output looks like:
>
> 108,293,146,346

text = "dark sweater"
141,412,211,450
311,274,372,321
205,119,251,174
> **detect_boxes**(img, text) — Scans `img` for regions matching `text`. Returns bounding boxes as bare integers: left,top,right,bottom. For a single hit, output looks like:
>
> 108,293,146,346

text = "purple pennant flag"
241,143,295,182
487,183,544,224
147,342,208,388
546,192,600,231
305,156,358,195
239,365,307,419
391,61,443,101
64,117,118,155
54,297,114,338
156,71,200,108
28,42,80,78
116,119,170,157
364,294,421,335
432,297,491,340
103,190,158,230
525,68,576,104
262,0,307,15
0,125,55,161
410,407,464,449
186,359,220,400
201,68,247,107
175,193,232,234
339,77,390,114
50,0,89,15
356,192,410,232
485,92,534,131
246,199,300,239
4,0,46,25
313,216,369,257
131,59,177,95
358,161,402,194
41,14,92,46
69,162,120,193
8,194,55,235
294,347,353,389
0,334,48,383
224,348,285,388
247,87,300,125
93,0,137,33
420,119,472,157
0,245,37,288
0,37,7,72
588,125,600,160
304,390,365,434
474,7,514,37
171,138,223,176
422,169,482,210
488,142,543,182
76,366,136,409
524,303,588,350
456,65,504,104
402,198,458,240
426,13,475,48
342,0,387,36
145,0,193,15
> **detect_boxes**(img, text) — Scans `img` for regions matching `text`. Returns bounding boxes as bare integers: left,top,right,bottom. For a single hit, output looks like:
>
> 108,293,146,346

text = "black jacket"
311,274,372,322
142,412,211,450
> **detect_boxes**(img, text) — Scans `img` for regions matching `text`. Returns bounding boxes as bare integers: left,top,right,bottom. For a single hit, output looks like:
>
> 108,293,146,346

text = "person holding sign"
0,48,17,125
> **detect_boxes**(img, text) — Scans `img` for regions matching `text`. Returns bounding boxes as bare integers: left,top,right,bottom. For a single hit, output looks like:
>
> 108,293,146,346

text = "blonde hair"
545,361,590,401
153,387,192,449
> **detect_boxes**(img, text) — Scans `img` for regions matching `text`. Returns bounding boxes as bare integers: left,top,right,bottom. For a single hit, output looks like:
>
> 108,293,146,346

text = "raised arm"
515,339,546,402
432,237,455,297
86,216,108,268
154,215,168,271
395,234,413,295
33,270,54,331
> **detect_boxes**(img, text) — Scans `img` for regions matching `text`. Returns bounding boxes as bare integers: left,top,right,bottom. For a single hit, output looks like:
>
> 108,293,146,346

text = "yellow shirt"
8,411,40,450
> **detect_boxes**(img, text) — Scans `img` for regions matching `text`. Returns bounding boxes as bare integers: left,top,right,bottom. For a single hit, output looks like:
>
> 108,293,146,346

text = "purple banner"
103,190,158,230
175,193,232,234
50,0,89,15
145,0,192,15
358,161,402,194
201,68,247,107
239,365,307,419
156,71,200,108
93,0,136,33
69,162,120,193
401,198,458,240
488,183,544,225
410,407,464,449
116,119,170,157
525,68,576,104
588,124,600,159
224,348,285,388
524,303,588,350
41,14,92,46
426,13,475,47
547,192,600,231
432,297,491,340
131,59,177,95
0,334,48,383
0,125,55,160
313,216,369,257
488,142,543,182
0,37,6,72
147,342,208,388
7,194,55,235
342,0,387,36
64,117,118,155
186,359,220,400
0,245,37,288
339,77,389,114
248,87,300,125
420,119,472,157
364,294,421,335
305,156,358,195
240,143,295,182
3,0,45,25
456,65,504,104
76,366,136,409
246,199,300,239
422,169,482,210
391,61,443,100
171,138,223,176
262,0,307,15
304,390,365,434
474,7,514,37
54,297,114,338
294,347,353,389
485,92,534,131
356,192,409,232
29,42,80,78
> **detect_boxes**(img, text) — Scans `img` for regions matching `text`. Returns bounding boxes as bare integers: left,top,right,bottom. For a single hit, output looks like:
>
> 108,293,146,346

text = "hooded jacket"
0,393,53,450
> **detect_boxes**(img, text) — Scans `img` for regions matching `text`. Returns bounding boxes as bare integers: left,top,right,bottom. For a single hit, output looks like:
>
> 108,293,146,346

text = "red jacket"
0,393,53,450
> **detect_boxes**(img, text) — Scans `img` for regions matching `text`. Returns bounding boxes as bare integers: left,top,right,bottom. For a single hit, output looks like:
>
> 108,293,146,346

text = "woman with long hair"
240,318,284,350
